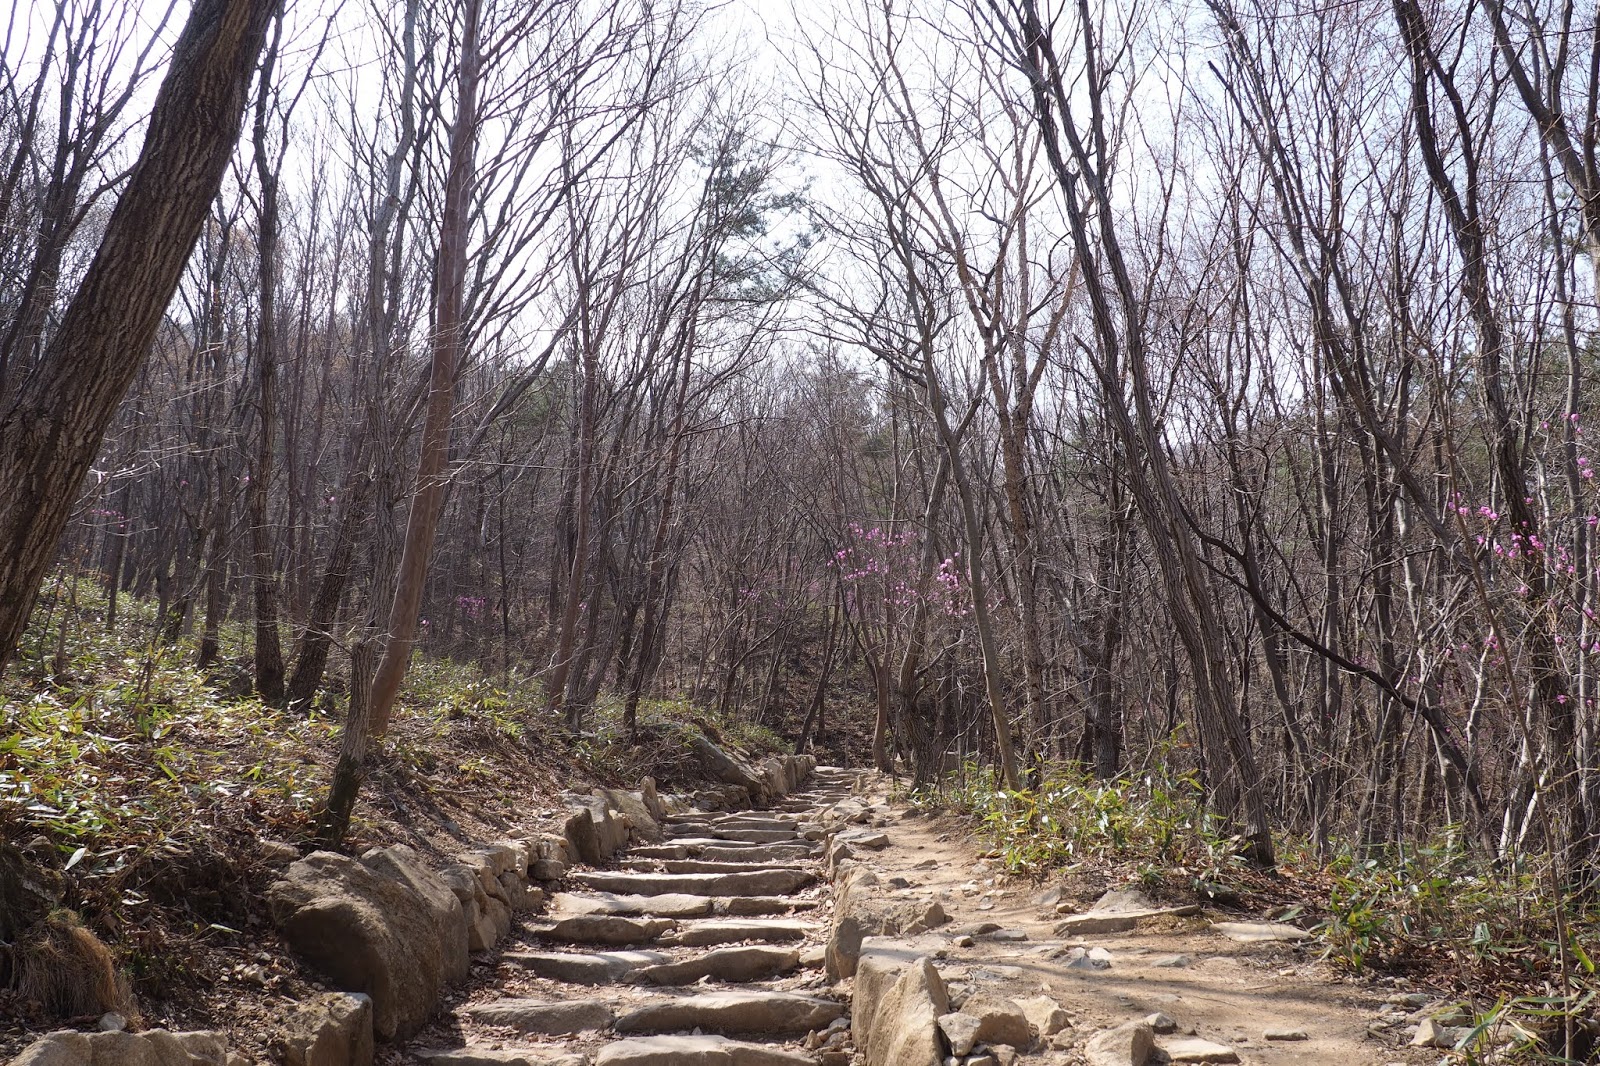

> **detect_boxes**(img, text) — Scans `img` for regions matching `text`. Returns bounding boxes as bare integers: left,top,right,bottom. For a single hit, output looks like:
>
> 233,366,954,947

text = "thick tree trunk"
0,0,279,677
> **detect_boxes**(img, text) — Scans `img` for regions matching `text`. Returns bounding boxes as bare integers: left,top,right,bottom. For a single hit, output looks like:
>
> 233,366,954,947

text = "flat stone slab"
574,869,815,897
710,816,799,831
503,949,671,984
673,919,813,946
552,892,714,918
634,945,801,985
416,1048,586,1066
465,999,615,1034
628,845,692,859
656,837,773,851
1210,921,1312,942
1055,906,1199,936
614,990,847,1036
597,1035,814,1066
712,829,798,844
656,860,812,876
1163,1037,1240,1063
718,897,819,916
535,915,676,946
699,845,816,864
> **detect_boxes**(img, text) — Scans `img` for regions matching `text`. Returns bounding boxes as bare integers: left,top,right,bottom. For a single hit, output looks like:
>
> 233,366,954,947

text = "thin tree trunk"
367,0,480,736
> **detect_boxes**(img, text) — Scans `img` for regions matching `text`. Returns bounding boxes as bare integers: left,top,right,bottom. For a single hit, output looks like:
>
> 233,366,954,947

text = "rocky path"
399,769,1449,1066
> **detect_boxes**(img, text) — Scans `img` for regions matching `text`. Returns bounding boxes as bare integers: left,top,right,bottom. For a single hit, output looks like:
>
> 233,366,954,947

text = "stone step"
698,845,816,864
596,1035,815,1066
464,998,615,1034
709,816,799,831
550,892,715,918
531,915,677,946
720,896,819,916
502,948,671,984
416,1047,586,1066
573,869,815,898
703,828,799,844
633,945,801,985
627,844,692,859
620,859,810,876
613,990,847,1036
669,918,814,946
657,836,775,851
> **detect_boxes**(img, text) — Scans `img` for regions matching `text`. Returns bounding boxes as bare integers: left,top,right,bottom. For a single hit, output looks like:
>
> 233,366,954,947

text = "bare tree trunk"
0,0,278,677
367,0,480,736
248,13,287,701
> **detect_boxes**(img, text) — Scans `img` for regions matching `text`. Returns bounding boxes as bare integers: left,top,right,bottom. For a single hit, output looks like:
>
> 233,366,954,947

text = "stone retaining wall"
7,748,816,1066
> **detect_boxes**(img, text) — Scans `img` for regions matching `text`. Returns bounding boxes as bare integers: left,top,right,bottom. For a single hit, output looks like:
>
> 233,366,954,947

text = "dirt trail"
867,802,1432,1065
397,768,1434,1066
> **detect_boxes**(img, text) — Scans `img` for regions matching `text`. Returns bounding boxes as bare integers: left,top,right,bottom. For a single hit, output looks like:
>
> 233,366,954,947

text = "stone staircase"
408,766,865,1066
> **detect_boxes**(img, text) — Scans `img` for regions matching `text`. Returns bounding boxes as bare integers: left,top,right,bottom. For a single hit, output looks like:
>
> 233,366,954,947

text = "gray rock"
282,992,373,1066
1145,1012,1177,1034
1085,1021,1154,1066
465,999,615,1034
529,859,569,881
1263,1028,1308,1041
614,990,847,1035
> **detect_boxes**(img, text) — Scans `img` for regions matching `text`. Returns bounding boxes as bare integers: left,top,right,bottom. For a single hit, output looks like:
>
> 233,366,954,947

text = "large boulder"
267,848,469,1041
686,734,769,801
825,870,947,979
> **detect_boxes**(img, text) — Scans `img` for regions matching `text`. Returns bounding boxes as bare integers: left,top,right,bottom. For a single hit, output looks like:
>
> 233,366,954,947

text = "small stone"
1151,954,1191,968
1264,1029,1308,1041
1411,1017,1468,1049
97,1013,128,1033
1385,992,1430,1009
1145,1012,1177,1034
955,935,975,948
